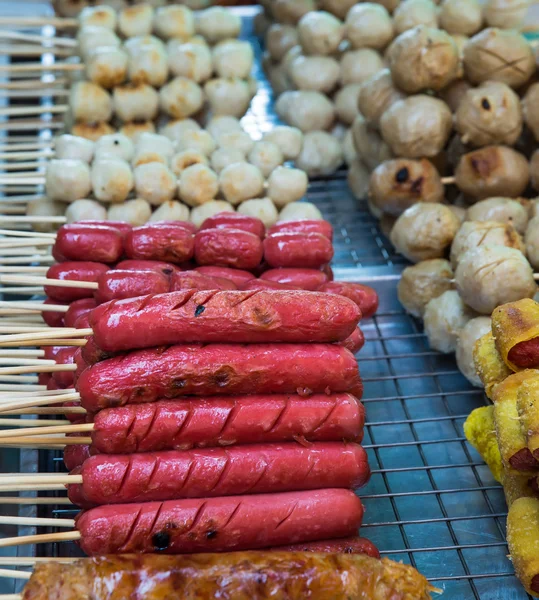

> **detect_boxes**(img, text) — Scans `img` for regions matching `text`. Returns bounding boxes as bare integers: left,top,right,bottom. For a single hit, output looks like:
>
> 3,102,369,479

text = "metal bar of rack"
0,5,531,599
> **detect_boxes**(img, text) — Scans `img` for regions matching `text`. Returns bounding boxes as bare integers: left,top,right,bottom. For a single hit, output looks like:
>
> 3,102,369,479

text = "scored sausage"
94,269,170,304
53,224,124,264
77,344,362,412
263,232,334,268
273,536,379,558
125,223,195,264
46,262,109,302
260,268,329,290
318,281,378,319
195,266,254,286
68,443,370,507
170,271,237,292
194,228,264,270
268,219,334,241
200,212,266,239
75,489,364,555
64,298,97,328
91,393,365,453
42,298,67,328
90,290,361,352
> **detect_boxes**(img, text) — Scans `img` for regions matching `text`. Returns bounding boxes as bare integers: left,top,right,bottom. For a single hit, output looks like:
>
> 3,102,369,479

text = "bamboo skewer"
0,275,95,290
0,16,78,28
0,418,70,426
0,436,91,445
0,350,45,357
0,326,90,344
0,385,45,392
0,105,68,117
0,287,46,295
0,364,76,375
0,515,76,527
0,216,64,224
0,63,82,73
0,569,30,580
0,422,92,439
0,30,77,47
0,530,80,548
0,557,76,565
0,497,73,505
0,229,55,238
0,394,81,414
0,593,22,599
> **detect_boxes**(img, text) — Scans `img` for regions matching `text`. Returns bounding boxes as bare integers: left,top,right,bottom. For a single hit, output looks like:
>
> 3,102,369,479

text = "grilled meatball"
398,259,454,317
424,290,476,353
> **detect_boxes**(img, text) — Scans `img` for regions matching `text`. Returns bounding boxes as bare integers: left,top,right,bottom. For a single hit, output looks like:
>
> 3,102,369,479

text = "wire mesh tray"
0,6,528,599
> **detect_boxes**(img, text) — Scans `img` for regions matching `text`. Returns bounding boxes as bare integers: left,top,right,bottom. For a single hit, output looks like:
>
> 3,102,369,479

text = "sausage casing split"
45,262,109,302
68,442,370,506
264,232,334,268
90,290,361,352
76,343,362,411
53,224,124,264
91,393,365,453
75,489,364,555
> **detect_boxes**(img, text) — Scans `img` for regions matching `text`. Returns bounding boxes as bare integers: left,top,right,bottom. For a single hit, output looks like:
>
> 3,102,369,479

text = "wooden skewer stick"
0,557,76,565
0,105,68,117
0,385,45,392
0,256,55,265
0,62,82,73
1,407,85,416
0,569,30,580
0,422,92,439
0,339,87,347
0,46,74,59
0,142,53,151
0,89,68,99
0,364,77,376
0,529,80,549
0,325,68,333
0,177,44,185
0,350,45,357
0,417,70,426
0,389,78,398
441,176,455,185
0,497,73,505
0,150,52,160
0,475,82,487
0,120,64,133
0,302,67,313
0,16,78,28
0,358,54,366
0,275,95,290
0,287,47,294
0,239,53,248
0,161,45,170
0,593,22,599
0,395,80,414
0,435,91,445
0,375,38,383
0,30,77,47
0,267,50,273
0,229,55,237
0,327,91,344
0,216,64,224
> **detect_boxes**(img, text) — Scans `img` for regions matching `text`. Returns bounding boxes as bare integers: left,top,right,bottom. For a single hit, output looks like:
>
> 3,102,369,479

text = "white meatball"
167,40,212,83
525,215,539,269
112,83,159,123
79,6,117,29
149,201,190,223
175,130,216,156
177,164,219,207
69,81,112,124
153,5,195,40
45,159,91,203
267,166,308,208
94,133,135,162
342,129,357,165
334,84,361,125
86,47,128,89
247,141,284,178
424,290,476,353
297,11,344,56
77,26,120,61
190,200,235,228
71,122,115,142
345,3,394,50
278,201,323,221
455,245,536,314
54,135,94,163
393,0,438,34
237,198,279,227
439,0,483,35
289,55,341,93
160,76,204,119
484,0,529,29
263,126,303,161
212,40,254,80
340,49,385,85
390,203,461,263
265,24,299,61
204,78,251,118
206,116,242,140
195,7,241,44
398,259,454,317
91,158,134,203
133,133,175,166
296,130,343,176
125,35,168,87
170,151,209,176
466,197,529,234
134,163,177,206
215,131,254,156
456,317,492,386
210,148,244,174
450,220,524,268
66,198,107,223
26,198,65,233
119,121,156,143
108,198,152,226
347,159,370,200
275,91,335,133
159,119,201,143
219,162,265,205
118,5,154,38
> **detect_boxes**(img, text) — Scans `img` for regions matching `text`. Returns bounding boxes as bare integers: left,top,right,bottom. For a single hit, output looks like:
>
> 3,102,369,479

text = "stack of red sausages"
35,214,380,557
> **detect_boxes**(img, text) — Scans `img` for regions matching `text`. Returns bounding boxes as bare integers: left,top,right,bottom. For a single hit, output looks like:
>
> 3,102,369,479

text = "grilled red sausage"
508,338,539,369
151,220,197,234
125,223,195,264
80,220,132,238
194,228,264,270
195,266,254,287
45,262,109,302
200,213,266,239
240,279,297,291
170,271,237,292
317,282,378,319
116,260,179,276
64,440,91,471
53,224,124,264
94,269,170,304
268,220,333,241
338,327,365,354
77,343,362,412
64,298,97,329
73,348,88,385
63,400,84,424
47,378,65,391
42,346,68,360
263,232,333,269
75,489,364,555
68,443,370,507
42,298,67,328
273,536,379,558
38,373,51,386
90,290,360,352
51,347,77,388
91,393,364,454
260,268,329,290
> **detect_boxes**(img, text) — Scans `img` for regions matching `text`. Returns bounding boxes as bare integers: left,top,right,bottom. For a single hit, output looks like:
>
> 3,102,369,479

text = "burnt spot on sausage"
134,386,147,397
481,98,491,110
194,305,205,317
212,366,235,388
395,167,409,183
206,530,217,540
251,306,274,326
162,268,173,275
152,531,171,551
172,378,186,389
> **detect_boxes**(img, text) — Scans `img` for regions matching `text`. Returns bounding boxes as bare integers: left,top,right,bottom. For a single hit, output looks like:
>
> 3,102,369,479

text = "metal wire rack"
0,6,527,599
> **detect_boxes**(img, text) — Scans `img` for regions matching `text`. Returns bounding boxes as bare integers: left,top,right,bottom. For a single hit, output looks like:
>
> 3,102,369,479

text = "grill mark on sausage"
274,501,299,531
136,294,158,314
119,507,143,552
229,290,259,308
148,502,166,550
170,290,196,312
